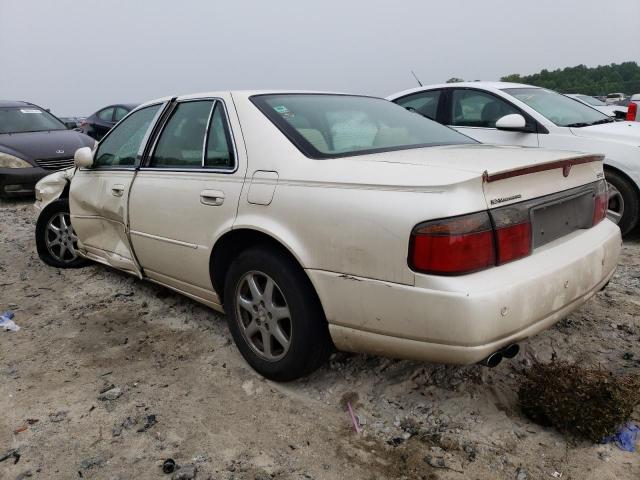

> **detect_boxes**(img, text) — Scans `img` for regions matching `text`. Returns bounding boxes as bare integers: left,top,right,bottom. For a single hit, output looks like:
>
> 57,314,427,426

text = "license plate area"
532,190,594,248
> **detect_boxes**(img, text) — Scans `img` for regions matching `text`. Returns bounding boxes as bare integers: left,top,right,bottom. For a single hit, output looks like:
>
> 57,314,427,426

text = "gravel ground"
1,198,639,480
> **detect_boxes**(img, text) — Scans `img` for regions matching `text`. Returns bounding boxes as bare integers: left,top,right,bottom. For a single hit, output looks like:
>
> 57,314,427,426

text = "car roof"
0,100,38,108
386,81,539,100
136,90,356,109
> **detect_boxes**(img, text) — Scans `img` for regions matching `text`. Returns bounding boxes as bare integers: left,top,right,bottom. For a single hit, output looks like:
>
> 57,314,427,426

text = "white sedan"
34,91,620,380
388,82,640,235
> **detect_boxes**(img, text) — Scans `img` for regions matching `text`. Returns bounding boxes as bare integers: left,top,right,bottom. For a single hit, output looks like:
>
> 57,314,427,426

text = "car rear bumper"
308,220,621,364
0,167,50,197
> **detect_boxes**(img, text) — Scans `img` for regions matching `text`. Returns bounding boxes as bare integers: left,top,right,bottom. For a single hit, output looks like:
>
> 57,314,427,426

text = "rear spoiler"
482,155,604,183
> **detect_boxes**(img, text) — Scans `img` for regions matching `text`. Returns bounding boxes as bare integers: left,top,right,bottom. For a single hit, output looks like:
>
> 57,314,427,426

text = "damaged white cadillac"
34,91,621,380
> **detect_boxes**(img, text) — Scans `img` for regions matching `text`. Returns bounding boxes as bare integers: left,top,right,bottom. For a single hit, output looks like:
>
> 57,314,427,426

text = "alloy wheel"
235,271,292,362
606,181,624,225
45,212,79,263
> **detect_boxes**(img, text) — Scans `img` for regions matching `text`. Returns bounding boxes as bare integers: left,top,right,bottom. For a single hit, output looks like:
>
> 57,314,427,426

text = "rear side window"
94,104,161,167
205,103,235,169
151,100,214,168
450,90,519,128
251,94,474,159
394,90,441,120
98,108,114,122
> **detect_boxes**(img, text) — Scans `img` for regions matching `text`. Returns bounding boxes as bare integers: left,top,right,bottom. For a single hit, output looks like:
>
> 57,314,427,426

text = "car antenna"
411,70,423,87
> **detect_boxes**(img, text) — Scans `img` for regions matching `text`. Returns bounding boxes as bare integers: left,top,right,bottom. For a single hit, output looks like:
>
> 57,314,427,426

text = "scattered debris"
519,361,640,441
80,456,105,470
602,423,640,452
387,437,405,447
0,310,19,332
98,386,122,401
346,401,362,434
172,463,196,480
0,449,20,464
48,411,67,423
137,414,157,432
16,470,33,480
423,455,463,474
551,471,562,478
162,458,176,474
515,466,527,480
13,425,27,434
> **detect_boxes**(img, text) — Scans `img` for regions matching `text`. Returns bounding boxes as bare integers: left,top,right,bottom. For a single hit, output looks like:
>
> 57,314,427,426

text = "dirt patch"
1,198,639,479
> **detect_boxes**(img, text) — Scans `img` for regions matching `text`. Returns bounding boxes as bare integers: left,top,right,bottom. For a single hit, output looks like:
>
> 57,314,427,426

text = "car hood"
570,121,640,146
0,130,94,161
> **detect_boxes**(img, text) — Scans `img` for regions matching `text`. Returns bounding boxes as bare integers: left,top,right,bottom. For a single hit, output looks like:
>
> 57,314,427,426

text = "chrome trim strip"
130,230,199,249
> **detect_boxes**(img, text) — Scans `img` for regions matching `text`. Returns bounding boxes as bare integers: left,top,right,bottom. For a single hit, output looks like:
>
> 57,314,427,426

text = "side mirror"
74,147,94,168
64,121,78,130
496,114,527,131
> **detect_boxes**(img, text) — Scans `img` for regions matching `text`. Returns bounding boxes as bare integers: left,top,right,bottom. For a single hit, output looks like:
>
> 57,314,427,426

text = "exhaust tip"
481,351,503,368
502,343,520,359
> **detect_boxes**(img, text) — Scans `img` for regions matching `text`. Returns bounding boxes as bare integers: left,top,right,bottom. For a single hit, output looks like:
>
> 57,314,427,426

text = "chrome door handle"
111,184,125,197
200,189,225,206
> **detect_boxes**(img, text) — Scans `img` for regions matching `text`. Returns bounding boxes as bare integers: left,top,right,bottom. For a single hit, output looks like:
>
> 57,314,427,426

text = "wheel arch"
209,228,319,307
603,163,640,198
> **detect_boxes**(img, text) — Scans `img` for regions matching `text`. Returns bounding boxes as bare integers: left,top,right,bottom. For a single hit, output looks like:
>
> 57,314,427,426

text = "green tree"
500,62,640,95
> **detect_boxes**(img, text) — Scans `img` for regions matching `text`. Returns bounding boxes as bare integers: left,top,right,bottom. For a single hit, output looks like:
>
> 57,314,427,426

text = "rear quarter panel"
231,94,487,285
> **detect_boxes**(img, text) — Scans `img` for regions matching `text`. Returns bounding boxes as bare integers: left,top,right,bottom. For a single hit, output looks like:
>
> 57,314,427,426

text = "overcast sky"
1,0,638,116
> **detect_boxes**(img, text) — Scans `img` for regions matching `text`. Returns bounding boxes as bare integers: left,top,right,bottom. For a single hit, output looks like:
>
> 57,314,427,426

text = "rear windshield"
0,107,66,134
251,94,475,159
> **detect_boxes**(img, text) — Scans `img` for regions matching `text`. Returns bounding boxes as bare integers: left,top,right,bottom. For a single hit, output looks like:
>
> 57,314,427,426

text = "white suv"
389,82,640,234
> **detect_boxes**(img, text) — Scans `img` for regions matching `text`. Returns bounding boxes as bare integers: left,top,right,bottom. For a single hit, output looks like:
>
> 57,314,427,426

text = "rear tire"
605,169,638,236
35,198,90,269
223,246,331,381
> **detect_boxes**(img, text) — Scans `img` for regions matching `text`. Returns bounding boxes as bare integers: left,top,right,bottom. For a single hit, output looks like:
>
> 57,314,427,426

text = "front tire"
35,198,90,268
223,246,331,381
605,169,638,236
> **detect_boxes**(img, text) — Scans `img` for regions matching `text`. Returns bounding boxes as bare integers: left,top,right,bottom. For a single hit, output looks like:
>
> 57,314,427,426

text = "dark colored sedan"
79,103,138,140
0,100,95,198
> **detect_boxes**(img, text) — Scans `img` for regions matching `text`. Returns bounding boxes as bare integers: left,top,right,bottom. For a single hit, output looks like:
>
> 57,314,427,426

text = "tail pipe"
479,343,520,368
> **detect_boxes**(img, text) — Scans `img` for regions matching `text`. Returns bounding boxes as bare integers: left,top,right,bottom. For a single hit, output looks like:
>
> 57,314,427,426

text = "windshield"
574,95,607,106
251,94,475,159
0,107,67,134
503,88,611,127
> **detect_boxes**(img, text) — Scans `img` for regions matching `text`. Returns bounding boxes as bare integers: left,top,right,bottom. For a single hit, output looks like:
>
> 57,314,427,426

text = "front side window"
251,94,474,159
0,107,66,134
93,104,161,167
98,108,114,122
150,100,214,168
504,88,611,127
394,90,441,120
450,90,520,128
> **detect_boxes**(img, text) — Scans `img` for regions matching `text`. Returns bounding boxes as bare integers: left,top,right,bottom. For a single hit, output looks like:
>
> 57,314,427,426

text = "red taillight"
410,205,532,275
593,180,608,225
409,212,496,275
626,102,637,121
495,222,532,264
